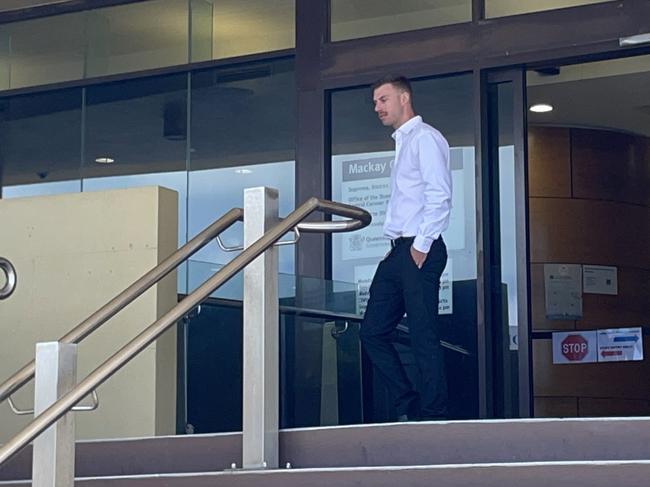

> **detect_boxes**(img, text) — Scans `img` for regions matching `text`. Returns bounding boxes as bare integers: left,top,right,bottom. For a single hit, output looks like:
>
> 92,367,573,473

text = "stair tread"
2,418,650,482
3,460,650,487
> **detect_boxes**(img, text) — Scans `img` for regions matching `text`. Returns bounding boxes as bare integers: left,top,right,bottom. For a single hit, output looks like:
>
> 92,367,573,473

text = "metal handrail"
0,208,244,406
7,389,99,416
216,226,301,252
0,257,17,300
0,197,370,466
277,306,471,356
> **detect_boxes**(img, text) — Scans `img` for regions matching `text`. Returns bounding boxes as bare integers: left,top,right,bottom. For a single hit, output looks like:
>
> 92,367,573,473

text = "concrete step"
2,460,650,487
2,417,650,481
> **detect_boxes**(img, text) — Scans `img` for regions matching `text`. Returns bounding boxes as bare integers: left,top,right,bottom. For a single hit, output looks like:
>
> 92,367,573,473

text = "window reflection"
188,59,296,281
85,0,189,78
0,12,85,89
485,0,611,18
0,88,82,198
331,0,471,42
191,0,295,62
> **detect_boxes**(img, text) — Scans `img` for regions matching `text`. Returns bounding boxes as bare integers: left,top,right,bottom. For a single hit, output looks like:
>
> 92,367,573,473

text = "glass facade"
0,57,296,294
0,11,86,90
191,0,295,61
85,0,189,78
485,0,612,18
0,0,295,91
330,0,471,41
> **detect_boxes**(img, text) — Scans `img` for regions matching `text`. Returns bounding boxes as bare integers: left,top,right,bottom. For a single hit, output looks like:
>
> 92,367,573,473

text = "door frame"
479,68,532,418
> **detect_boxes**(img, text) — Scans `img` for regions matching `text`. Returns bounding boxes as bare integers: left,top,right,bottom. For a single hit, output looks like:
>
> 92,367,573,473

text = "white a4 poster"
341,157,392,261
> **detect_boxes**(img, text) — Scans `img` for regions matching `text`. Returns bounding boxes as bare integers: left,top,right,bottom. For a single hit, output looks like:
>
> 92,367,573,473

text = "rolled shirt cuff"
413,235,433,254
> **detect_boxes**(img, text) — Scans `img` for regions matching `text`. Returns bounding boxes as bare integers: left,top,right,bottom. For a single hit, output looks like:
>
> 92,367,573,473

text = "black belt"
390,236,415,249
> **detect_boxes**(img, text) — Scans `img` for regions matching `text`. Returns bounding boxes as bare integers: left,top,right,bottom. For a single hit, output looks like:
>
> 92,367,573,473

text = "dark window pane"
1,88,82,198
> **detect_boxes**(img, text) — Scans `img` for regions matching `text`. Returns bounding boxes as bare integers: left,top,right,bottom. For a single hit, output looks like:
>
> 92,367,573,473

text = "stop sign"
561,334,588,361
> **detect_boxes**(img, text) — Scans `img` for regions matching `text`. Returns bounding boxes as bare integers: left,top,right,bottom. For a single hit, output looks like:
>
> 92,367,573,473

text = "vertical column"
295,0,330,280
242,186,279,469
32,342,77,487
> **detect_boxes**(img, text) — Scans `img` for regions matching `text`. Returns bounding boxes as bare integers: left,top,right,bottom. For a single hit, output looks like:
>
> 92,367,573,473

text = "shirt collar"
391,115,422,140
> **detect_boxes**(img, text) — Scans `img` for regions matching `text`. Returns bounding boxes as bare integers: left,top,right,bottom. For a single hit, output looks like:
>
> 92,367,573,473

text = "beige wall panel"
530,263,576,331
0,187,178,442
572,129,650,207
577,267,650,330
529,198,650,269
578,398,650,417
528,127,572,198
534,396,578,418
533,339,650,400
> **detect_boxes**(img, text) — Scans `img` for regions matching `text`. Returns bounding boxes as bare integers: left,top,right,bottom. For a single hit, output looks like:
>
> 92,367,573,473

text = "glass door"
483,69,532,418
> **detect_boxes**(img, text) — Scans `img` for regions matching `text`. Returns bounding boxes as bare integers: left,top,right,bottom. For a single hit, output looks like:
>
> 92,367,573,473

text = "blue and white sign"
597,327,644,362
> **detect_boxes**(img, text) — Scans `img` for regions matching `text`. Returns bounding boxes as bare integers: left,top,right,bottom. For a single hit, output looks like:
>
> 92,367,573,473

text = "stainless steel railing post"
32,342,77,487
242,187,280,470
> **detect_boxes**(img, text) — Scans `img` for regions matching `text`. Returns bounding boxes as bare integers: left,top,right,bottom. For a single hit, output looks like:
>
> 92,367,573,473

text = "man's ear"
400,90,410,106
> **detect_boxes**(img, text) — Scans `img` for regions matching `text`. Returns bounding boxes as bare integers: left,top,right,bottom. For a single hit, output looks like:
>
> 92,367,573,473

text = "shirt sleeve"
412,131,452,254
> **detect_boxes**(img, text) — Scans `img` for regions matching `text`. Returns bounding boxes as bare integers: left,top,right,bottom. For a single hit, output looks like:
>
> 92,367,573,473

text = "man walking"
360,75,452,422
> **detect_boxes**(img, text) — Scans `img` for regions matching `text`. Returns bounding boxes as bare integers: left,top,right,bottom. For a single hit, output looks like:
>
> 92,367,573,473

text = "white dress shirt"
384,115,452,253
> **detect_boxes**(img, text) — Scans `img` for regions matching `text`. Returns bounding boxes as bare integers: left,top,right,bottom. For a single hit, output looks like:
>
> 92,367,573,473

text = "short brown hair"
371,75,412,97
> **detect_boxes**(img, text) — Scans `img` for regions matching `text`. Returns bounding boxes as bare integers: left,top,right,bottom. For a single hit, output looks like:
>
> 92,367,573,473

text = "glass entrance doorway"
526,54,650,418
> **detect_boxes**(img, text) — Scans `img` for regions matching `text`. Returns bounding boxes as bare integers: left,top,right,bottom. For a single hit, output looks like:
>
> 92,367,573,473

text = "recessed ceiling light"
95,157,115,164
529,103,553,113
235,169,252,174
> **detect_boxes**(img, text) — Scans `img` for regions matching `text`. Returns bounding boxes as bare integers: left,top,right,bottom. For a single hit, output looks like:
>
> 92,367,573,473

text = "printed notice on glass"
583,265,618,295
340,157,392,261
597,327,644,362
544,264,583,320
354,264,377,315
438,259,453,315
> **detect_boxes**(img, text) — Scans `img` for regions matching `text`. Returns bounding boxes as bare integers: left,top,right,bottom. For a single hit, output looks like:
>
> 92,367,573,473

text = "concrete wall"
0,186,178,441
528,127,650,417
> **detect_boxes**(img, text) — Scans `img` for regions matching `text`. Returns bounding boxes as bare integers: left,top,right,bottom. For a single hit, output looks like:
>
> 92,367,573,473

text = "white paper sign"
340,157,392,261
583,265,618,295
354,264,377,315
438,259,453,315
552,330,598,364
544,264,583,320
597,327,643,362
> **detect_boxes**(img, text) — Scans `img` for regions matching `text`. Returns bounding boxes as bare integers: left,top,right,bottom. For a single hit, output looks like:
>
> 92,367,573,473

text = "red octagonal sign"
561,334,588,361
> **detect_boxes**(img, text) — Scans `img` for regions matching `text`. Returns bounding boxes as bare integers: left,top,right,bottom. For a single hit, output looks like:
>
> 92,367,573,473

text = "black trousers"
360,237,448,419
